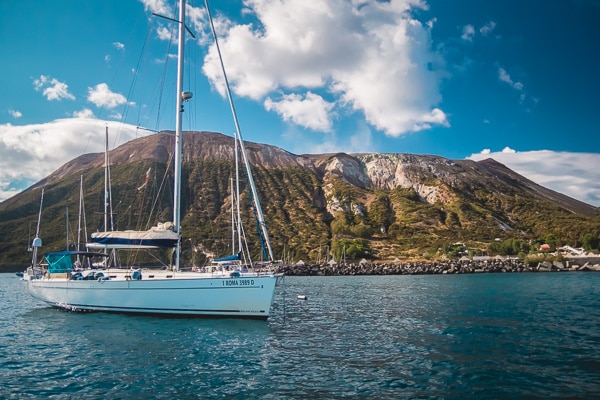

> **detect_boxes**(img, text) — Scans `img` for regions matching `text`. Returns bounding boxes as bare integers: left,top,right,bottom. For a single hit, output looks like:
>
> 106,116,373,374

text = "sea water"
1,272,599,399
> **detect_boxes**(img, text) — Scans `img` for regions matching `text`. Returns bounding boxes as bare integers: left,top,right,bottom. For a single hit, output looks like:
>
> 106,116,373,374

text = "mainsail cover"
89,222,179,249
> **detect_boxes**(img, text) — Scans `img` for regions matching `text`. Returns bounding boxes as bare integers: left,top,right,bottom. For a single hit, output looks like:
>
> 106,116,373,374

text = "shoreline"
3,258,599,275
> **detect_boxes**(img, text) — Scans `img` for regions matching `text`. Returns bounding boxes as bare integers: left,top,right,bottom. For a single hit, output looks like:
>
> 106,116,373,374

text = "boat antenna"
204,0,275,262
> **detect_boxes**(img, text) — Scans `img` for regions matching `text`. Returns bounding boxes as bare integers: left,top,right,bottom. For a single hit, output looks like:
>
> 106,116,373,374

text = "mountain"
1,131,598,269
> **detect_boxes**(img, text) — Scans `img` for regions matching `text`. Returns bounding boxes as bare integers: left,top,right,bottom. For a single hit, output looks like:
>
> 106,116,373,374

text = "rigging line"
108,160,115,232
234,145,260,263
82,180,89,257
184,29,197,133
239,153,269,261
197,163,218,259
154,28,175,132
103,7,148,120
204,0,274,262
134,175,149,233
234,128,242,254
127,16,155,133
146,150,176,229
77,10,149,154
238,206,254,266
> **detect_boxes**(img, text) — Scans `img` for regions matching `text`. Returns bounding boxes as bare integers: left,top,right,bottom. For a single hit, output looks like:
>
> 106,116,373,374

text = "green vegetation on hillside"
1,155,599,270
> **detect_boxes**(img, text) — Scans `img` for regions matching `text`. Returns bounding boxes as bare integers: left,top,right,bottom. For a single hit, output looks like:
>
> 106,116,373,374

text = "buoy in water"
297,295,307,300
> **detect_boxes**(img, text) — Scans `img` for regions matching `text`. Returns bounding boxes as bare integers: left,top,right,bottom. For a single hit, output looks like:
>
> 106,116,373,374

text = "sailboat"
21,0,282,319
208,128,271,273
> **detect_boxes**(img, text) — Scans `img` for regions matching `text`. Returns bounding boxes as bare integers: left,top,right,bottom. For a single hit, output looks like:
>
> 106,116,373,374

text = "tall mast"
172,0,186,271
65,206,69,250
230,178,235,253
103,126,116,267
104,125,109,233
77,175,84,266
31,188,44,268
77,175,83,252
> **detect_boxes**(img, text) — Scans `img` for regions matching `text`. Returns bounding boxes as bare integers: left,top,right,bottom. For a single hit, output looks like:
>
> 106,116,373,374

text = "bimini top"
88,223,179,249
44,251,109,273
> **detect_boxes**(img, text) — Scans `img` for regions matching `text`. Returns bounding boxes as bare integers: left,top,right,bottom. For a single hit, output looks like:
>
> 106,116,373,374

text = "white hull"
23,270,281,320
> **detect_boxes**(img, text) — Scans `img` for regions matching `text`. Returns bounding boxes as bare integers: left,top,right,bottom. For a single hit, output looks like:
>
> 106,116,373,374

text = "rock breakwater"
276,259,600,276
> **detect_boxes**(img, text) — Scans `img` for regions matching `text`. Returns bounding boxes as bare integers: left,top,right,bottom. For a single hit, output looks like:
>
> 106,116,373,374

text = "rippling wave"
2,273,599,398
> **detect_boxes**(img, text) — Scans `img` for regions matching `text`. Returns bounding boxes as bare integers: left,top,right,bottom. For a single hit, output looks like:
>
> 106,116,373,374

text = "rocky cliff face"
308,152,455,217
312,151,597,216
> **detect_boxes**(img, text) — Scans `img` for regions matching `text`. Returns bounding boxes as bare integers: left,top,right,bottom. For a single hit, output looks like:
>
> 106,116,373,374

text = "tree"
488,238,529,256
332,238,372,261
544,233,558,249
331,215,350,236
582,233,600,251
369,193,393,232
445,243,466,258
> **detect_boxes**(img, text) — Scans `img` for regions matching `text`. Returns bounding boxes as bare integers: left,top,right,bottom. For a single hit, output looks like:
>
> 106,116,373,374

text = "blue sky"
1,0,599,205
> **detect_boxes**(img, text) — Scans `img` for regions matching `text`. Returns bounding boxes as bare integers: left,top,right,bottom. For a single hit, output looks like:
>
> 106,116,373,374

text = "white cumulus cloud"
479,21,497,36
0,119,147,202
140,0,172,16
8,109,22,118
264,92,334,132
87,83,131,109
461,24,475,41
156,25,175,41
32,75,75,101
73,108,96,119
498,67,523,91
202,0,448,137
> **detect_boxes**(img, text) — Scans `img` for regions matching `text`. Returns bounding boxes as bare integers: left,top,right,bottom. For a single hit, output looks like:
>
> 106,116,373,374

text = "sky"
1,0,599,206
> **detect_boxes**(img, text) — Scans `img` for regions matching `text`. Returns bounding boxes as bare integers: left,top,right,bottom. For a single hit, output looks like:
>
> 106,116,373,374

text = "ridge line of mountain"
38,130,597,216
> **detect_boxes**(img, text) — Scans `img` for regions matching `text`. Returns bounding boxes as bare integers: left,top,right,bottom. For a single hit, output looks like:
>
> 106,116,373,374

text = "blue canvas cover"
213,252,241,263
44,251,109,273
46,251,73,273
